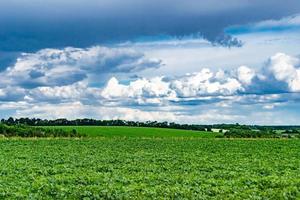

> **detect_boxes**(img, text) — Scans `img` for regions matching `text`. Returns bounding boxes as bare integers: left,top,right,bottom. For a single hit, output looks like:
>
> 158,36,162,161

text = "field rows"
0,138,299,199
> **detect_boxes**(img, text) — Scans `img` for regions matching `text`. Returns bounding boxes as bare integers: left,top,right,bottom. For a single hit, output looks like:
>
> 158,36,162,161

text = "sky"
1,0,300,124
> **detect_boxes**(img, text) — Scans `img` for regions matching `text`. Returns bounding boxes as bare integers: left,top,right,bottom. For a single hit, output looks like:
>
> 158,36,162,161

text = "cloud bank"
1,50,300,104
101,53,300,106
0,47,299,124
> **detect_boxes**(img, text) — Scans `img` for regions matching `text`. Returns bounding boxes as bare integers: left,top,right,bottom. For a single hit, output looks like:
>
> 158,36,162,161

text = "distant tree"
7,117,15,125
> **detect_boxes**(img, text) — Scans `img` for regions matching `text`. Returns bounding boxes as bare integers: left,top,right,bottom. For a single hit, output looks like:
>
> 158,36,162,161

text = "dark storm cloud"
1,0,300,52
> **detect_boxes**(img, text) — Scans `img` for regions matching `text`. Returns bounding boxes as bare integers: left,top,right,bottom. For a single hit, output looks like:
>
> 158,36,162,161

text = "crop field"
45,126,220,138
0,134,299,199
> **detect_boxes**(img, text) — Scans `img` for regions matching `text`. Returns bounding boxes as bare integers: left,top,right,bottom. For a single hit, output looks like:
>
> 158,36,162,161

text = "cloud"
227,14,300,34
101,68,245,105
100,52,300,106
102,77,173,99
237,66,255,85
0,87,25,102
27,81,102,104
0,51,300,124
0,46,162,88
1,50,299,108
101,70,237,103
170,69,243,97
264,53,300,92
13,102,179,122
1,0,300,51
254,14,300,29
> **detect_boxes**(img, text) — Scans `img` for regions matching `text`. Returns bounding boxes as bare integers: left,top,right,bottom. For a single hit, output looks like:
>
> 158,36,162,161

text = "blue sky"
1,0,300,124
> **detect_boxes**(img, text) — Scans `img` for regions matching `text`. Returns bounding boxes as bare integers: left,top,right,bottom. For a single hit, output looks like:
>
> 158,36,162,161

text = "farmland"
0,130,299,199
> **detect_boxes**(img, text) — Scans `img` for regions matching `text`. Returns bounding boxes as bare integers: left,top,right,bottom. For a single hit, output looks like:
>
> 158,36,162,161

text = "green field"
46,126,220,138
0,127,299,199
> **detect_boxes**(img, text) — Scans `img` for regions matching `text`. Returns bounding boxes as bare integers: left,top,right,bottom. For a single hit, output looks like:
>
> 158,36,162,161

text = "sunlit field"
0,127,299,199
45,126,220,138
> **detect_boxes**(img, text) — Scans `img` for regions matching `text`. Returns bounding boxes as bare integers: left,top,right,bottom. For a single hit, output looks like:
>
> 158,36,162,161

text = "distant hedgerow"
223,128,300,138
0,124,84,138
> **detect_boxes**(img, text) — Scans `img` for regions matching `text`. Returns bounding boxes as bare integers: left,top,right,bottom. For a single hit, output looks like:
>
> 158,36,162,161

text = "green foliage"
224,128,281,138
1,118,208,131
0,124,83,138
283,129,300,134
0,138,299,199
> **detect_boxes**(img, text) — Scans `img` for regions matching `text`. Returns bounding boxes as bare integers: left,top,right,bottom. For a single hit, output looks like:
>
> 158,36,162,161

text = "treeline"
223,128,300,138
1,117,212,131
0,124,83,138
223,129,277,138
212,123,300,131
213,124,300,138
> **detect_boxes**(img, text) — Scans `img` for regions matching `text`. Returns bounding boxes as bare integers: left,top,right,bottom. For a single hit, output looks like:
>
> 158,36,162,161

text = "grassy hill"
45,126,220,138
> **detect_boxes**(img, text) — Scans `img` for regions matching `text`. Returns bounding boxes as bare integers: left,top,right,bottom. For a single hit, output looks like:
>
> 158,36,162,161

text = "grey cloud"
1,0,300,51
0,46,162,89
0,87,25,102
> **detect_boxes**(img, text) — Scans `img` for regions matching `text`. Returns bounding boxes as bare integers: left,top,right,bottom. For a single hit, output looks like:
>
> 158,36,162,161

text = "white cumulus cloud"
100,52,300,106
237,66,255,85
265,53,300,92
101,68,244,103
0,46,162,88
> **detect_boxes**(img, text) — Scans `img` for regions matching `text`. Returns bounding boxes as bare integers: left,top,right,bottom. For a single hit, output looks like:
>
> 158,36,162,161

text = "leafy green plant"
0,138,299,199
